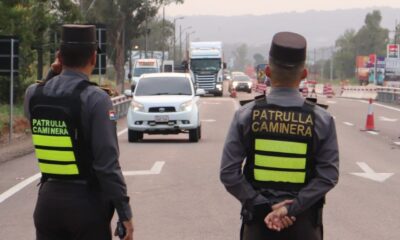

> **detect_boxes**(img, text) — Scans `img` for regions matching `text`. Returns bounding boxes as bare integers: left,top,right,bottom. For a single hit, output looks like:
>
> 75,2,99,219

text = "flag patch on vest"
109,110,117,121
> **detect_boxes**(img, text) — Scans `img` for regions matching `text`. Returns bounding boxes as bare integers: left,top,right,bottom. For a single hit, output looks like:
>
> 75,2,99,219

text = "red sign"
387,44,399,58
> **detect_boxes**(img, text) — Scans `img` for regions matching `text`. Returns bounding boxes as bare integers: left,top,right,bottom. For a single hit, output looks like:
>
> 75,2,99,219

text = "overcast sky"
165,0,400,16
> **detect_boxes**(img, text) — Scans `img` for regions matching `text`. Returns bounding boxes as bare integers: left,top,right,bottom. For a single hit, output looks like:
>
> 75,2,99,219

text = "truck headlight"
131,100,144,112
247,82,253,88
232,81,238,88
180,100,194,112
216,84,222,90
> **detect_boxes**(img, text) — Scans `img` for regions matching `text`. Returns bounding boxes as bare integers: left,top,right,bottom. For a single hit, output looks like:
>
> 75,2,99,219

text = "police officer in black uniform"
24,24,134,240
220,32,339,240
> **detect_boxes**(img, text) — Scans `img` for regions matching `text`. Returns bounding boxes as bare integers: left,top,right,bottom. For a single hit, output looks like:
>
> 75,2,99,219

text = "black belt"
46,178,88,185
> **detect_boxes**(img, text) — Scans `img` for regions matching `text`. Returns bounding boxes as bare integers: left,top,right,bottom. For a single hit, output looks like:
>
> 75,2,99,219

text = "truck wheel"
189,128,199,142
128,130,143,142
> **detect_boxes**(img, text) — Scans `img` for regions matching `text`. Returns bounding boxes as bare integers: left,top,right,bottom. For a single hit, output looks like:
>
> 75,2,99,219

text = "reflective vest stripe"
32,135,73,148
255,154,306,170
35,149,76,162
254,169,306,183
255,139,307,154
39,163,79,175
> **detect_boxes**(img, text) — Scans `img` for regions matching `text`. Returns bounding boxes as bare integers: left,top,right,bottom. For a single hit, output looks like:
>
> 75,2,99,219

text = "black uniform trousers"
34,181,114,240
242,207,323,240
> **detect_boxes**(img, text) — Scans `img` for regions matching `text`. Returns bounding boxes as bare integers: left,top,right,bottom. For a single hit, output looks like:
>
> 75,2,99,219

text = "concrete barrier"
340,86,377,100
376,87,400,105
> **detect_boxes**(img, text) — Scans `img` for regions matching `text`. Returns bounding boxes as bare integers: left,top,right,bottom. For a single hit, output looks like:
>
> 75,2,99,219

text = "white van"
132,59,160,84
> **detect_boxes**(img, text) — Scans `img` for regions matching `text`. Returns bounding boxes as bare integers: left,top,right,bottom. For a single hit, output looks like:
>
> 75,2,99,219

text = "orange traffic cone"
364,98,376,131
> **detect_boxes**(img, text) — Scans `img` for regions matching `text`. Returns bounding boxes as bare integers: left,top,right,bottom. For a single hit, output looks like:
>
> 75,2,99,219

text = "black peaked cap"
61,24,100,52
269,32,307,68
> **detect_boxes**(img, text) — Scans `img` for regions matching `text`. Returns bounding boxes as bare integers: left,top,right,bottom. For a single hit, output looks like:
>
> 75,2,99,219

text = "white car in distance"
125,73,205,142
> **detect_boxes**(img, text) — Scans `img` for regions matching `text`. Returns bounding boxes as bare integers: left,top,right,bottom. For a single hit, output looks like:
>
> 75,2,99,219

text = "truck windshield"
135,77,192,96
133,68,159,77
190,59,221,72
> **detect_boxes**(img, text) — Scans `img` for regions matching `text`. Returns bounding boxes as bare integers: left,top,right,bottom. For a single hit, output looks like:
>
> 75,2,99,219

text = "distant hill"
170,7,400,59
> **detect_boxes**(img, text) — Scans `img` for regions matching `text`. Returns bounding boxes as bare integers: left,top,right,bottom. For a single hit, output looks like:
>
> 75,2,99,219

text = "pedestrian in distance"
24,24,134,240
220,31,339,240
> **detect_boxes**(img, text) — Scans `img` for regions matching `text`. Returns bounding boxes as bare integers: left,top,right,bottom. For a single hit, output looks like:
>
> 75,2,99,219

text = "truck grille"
148,107,176,113
195,74,216,90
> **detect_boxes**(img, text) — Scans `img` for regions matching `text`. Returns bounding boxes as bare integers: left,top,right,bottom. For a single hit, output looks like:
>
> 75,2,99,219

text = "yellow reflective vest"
245,99,316,191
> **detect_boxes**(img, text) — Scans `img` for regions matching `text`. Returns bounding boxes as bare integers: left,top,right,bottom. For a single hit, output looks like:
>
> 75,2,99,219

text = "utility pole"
162,6,165,67
179,25,182,63
330,46,334,82
173,17,184,64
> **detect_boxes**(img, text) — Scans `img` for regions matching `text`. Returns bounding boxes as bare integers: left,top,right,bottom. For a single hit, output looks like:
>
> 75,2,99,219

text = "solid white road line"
0,127,131,204
118,128,128,136
343,122,354,126
0,173,41,204
358,100,400,112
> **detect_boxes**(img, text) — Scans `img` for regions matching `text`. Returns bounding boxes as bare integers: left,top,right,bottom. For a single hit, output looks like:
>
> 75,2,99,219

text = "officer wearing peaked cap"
220,32,339,240
24,24,134,240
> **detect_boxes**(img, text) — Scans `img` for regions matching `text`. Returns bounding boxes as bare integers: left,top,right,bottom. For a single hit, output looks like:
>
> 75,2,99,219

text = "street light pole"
180,26,192,63
173,17,184,63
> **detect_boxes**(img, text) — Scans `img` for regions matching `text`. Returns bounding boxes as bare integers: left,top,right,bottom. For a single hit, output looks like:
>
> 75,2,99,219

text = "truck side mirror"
223,62,227,69
131,83,136,92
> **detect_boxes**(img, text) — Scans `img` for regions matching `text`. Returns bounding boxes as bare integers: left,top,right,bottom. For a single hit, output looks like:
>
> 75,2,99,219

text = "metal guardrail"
376,87,400,105
111,95,132,119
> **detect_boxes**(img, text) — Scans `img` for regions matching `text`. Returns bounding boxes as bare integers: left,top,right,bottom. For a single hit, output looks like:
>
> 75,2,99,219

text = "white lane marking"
358,100,400,112
350,162,394,182
327,100,336,104
118,128,128,136
394,142,400,146
367,131,379,135
379,116,398,122
201,119,216,123
0,127,134,204
343,122,354,126
0,173,41,204
123,161,165,176
332,116,336,120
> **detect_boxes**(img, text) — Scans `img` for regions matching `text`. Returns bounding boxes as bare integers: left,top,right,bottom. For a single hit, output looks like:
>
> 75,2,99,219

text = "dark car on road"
229,75,253,93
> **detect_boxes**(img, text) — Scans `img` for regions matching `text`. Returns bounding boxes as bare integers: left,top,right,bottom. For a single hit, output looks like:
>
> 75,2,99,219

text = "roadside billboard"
387,44,400,59
356,56,369,84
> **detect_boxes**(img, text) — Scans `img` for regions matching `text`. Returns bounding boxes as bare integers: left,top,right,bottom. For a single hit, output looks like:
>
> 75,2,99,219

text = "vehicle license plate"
155,115,169,122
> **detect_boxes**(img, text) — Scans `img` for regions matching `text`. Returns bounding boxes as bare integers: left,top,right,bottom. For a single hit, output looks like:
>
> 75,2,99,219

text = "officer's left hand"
265,206,296,231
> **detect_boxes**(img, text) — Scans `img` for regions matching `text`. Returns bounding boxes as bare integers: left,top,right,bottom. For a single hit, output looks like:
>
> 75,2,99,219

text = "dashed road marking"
394,142,400,146
343,122,354,126
367,131,379,135
201,119,216,123
327,100,336,104
379,116,398,122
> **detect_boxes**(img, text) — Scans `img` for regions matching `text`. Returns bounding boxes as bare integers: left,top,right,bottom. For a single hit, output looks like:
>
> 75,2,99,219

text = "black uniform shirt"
24,69,132,221
220,87,339,216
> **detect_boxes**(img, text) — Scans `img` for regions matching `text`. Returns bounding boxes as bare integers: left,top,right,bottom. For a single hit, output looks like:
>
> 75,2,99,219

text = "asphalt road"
0,88,399,239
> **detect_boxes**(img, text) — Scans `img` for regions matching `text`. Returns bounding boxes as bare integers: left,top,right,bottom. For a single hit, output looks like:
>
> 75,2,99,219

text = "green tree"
334,29,357,79
85,0,183,90
333,10,389,80
354,10,388,56
253,53,265,66
233,44,249,71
